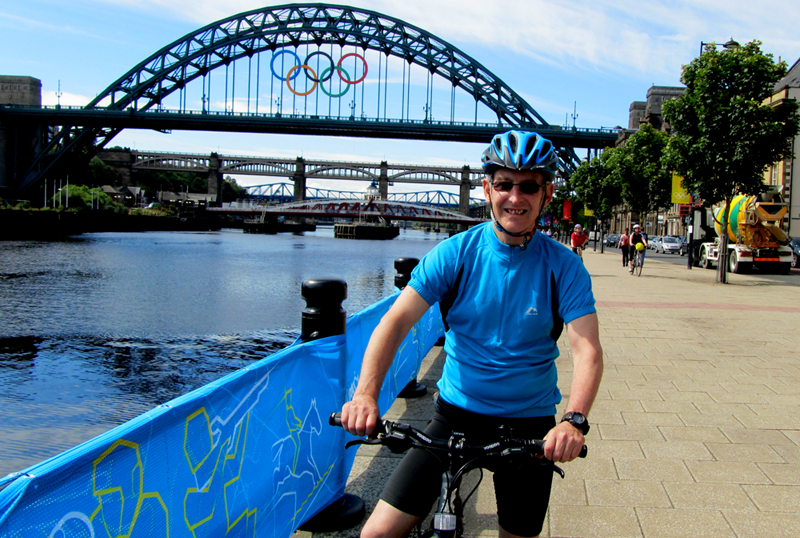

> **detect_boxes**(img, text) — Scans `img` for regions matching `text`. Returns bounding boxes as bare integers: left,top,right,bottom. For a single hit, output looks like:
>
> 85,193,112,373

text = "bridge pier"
207,152,222,206
0,76,42,200
379,161,389,200
458,166,475,231
293,157,306,201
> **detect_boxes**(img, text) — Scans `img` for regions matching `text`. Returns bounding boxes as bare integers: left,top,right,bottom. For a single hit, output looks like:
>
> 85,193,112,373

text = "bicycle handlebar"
329,412,587,460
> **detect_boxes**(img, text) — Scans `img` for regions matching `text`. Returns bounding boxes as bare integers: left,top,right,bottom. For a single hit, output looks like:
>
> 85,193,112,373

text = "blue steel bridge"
0,3,618,198
246,183,486,209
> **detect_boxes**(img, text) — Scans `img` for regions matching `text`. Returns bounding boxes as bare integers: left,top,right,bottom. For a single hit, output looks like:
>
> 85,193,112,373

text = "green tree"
611,124,672,222
48,184,128,213
663,40,800,282
221,176,248,203
569,147,622,223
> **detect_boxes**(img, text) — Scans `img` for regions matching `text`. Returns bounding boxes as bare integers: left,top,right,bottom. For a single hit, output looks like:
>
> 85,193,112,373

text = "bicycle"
630,245,644,277
330,412,586,538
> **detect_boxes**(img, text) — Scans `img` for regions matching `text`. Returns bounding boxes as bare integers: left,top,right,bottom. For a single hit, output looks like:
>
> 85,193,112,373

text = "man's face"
482,168,553,244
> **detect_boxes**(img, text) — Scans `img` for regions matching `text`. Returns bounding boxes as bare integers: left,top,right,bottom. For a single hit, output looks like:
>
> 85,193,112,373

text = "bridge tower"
208,152,222,206
379,162,389,201
293,157,306,202
0,76,42,199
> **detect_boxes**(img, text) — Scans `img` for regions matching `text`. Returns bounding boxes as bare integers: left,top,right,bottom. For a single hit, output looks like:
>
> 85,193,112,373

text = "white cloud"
42,90,91,107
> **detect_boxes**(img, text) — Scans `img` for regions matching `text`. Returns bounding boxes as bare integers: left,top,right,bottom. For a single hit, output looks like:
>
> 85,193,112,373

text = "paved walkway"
303,246,800,538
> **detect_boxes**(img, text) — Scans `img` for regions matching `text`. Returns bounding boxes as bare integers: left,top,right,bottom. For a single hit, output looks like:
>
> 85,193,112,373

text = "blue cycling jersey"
408,222,596,417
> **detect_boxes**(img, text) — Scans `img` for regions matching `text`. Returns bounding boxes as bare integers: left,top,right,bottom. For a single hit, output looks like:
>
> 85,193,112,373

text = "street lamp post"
688,37,740,269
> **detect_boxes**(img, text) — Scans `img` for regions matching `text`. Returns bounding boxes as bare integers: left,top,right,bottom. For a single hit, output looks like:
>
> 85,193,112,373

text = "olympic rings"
285,65,318,96
337,53,368,84
270,50,302,82
319,66,351,98
270,49,368,97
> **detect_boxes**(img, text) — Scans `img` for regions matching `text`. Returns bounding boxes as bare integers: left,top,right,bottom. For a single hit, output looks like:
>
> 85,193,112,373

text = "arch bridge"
0,3,618,197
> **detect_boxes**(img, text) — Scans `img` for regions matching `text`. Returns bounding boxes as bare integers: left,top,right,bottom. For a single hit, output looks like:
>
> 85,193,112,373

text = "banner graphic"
0,294,444,538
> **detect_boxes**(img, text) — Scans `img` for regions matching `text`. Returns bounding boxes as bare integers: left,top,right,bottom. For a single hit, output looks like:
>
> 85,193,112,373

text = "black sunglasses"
492,181,544,195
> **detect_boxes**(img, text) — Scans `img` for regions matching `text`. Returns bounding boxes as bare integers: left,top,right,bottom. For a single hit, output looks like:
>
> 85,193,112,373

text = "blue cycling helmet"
481,130,558,182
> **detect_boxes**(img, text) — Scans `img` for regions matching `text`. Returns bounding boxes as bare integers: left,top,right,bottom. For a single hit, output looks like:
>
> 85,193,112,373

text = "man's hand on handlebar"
340,395,381,437
543,421,586,463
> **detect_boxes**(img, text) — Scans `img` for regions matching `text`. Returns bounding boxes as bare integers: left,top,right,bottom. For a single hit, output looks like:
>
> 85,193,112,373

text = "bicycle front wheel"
635,254,643,276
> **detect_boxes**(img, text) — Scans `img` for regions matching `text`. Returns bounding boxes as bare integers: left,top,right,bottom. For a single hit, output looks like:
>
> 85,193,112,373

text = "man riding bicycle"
629,224,648,273
570,224,589,258
340,130,604,538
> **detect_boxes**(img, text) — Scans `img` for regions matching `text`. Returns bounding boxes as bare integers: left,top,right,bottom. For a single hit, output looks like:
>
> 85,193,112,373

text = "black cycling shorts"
379,398,556,537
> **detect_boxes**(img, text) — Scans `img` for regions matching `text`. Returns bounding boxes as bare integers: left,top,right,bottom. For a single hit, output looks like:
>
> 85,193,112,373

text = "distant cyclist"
571,224,589,258
340,129,603,538
629,224,648,273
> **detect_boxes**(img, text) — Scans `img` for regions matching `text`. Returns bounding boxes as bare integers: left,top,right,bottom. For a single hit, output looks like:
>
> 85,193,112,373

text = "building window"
771,165,778,185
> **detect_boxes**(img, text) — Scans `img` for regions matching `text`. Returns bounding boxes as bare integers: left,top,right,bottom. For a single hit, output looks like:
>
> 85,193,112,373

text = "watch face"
572,413,586,424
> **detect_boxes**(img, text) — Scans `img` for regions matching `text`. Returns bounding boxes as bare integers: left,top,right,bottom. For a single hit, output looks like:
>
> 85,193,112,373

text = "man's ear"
482,176,493,204
543,183,555,208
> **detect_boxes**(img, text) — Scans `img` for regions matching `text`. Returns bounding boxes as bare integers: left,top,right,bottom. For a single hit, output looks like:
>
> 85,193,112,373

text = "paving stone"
685,460,771,484
705,442,786,463
663,482,757,511
756,462,800,485
598,424,665,441
549,505,642,538
659,426,729,443
614,458,693,482
639,440,715,460
636,507,736,537
742,484,800,511
586,479,671,507
724,510,800,537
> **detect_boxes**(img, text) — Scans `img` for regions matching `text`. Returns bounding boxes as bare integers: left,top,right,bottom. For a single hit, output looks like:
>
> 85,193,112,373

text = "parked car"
604,234,621,248
791,237,800,268
659,236,682,254
649,236,661,251
678,236,689,256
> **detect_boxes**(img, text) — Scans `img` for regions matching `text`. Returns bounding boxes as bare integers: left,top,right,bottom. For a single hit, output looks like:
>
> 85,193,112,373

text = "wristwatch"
561,412,590,435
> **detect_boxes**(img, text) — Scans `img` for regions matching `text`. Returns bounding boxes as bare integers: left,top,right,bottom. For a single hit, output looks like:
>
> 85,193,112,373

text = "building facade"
763,57,799,236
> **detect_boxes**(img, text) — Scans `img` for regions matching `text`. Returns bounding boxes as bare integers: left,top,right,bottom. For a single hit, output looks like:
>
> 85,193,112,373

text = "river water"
0,226,449,477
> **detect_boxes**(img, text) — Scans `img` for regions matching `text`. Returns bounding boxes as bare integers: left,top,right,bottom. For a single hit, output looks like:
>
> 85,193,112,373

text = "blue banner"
0,293,444,538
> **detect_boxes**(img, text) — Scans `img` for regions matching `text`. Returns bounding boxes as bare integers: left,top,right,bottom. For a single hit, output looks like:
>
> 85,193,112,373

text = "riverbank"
0,209,222,240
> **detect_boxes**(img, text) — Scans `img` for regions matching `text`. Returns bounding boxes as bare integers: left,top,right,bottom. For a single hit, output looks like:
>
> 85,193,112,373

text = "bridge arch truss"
16,3,589,193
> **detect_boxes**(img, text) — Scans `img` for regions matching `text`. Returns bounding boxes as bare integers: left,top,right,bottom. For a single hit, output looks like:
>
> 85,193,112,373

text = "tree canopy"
568,148,621,222
612,124,672,219
662,40,800,205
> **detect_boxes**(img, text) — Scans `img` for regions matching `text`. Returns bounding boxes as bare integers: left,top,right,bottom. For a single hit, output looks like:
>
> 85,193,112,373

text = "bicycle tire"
635,253,643,276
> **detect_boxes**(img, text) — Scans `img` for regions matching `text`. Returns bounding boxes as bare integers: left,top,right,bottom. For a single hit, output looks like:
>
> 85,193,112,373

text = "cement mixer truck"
692,193,794,274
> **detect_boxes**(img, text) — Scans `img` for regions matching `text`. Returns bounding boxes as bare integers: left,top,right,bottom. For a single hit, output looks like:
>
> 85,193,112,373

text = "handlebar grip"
329,412,342,427
533,439,588,458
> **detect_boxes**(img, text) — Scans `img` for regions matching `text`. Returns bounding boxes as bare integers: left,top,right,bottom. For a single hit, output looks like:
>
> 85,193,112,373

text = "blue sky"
3,0,800,192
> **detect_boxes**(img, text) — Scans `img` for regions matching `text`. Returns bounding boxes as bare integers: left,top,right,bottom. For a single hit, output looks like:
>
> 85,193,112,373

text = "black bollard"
394,258,428,399
301,279,347,342
298,278,365,532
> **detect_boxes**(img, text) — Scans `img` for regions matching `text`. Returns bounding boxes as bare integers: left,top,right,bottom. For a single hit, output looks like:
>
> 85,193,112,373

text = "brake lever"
344,438,384,449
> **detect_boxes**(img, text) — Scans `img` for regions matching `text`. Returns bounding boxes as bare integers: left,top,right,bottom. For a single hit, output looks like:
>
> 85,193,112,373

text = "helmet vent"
525,136,539,157
508,132,518,154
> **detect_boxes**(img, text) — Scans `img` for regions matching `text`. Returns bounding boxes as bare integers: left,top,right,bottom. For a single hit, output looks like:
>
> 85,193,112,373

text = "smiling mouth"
504,209,527,215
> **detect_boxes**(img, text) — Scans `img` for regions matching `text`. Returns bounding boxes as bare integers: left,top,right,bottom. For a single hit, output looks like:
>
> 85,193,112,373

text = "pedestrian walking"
619,228,630,267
